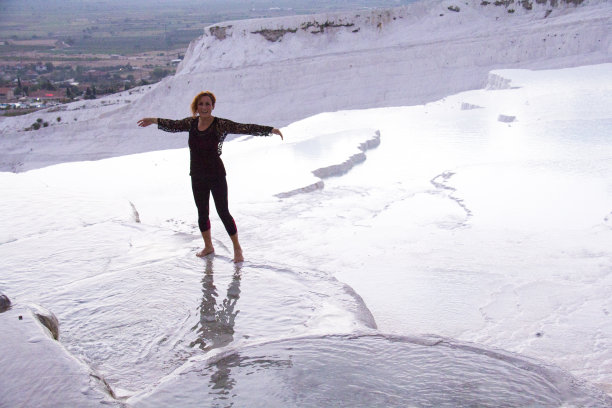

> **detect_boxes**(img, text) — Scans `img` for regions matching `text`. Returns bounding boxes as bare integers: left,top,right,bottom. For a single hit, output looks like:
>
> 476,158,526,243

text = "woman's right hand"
137,118,157,127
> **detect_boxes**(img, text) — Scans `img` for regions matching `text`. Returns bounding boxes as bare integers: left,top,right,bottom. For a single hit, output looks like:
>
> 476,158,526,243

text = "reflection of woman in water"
190,257,242,351
137,91,283,262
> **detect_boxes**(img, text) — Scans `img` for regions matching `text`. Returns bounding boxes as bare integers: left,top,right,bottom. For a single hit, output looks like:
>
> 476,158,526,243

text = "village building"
27,89,63,101
0,87,15,101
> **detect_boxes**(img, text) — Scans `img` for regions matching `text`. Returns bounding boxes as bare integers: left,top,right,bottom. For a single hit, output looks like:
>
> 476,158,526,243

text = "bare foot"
233,249,244,263
196,248,214,257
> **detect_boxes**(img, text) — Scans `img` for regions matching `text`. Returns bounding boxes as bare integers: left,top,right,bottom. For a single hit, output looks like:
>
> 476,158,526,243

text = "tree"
152,67,169,80
40,79,56,91
14,77,23,96
85,87,96,100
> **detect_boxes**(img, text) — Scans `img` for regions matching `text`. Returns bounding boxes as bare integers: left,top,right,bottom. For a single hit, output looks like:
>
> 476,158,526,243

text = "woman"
137,91,283,263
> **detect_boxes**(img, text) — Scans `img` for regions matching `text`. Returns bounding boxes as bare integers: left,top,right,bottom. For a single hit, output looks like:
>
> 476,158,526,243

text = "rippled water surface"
131,334,612,407
1,224,374,395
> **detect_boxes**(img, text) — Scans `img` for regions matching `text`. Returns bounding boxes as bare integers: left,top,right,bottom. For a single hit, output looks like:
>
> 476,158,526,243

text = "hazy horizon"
1,0,420,21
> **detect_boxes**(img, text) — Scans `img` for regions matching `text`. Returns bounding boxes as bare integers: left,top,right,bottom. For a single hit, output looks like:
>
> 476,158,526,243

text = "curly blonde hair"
190,91,216,117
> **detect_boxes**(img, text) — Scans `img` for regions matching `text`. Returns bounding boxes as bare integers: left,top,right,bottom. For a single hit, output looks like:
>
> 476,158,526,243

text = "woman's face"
197,96,214,117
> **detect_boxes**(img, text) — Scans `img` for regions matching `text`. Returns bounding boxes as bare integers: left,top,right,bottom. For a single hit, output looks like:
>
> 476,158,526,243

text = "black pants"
191,176,237,236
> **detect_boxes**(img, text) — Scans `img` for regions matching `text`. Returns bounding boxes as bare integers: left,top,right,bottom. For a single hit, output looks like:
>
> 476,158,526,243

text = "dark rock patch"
0,294,10,312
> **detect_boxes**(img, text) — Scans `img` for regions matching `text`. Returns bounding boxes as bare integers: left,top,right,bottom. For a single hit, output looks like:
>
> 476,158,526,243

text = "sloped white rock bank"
0,298,123,408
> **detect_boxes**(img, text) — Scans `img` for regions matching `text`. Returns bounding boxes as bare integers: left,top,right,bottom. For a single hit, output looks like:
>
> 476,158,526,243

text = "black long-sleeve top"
157,117,273,177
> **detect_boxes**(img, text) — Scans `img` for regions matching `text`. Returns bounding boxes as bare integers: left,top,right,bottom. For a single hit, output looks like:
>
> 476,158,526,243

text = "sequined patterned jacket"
157,117,273,177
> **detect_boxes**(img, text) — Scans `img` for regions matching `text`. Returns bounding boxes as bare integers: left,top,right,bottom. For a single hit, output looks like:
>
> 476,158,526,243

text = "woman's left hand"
272,128,284,140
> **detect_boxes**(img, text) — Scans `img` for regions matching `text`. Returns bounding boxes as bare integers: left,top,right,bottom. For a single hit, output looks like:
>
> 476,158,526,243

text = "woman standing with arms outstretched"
137,91,283,263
